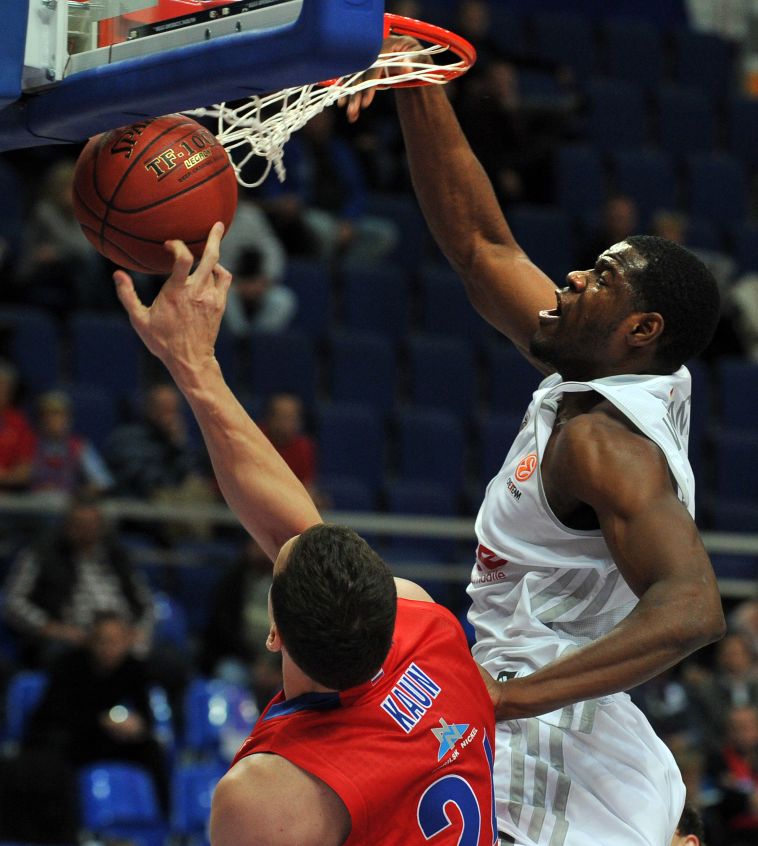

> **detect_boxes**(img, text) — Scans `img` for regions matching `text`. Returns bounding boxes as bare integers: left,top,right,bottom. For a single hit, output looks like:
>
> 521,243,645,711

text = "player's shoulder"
552,404,670,497
558,401,662,462
211,753,350,846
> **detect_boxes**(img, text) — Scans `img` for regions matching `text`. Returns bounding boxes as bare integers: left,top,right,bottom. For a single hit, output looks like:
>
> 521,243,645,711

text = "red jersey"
232,598,498,845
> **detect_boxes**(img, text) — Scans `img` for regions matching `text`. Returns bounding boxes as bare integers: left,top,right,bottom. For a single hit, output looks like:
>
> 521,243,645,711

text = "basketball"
72,114,238,274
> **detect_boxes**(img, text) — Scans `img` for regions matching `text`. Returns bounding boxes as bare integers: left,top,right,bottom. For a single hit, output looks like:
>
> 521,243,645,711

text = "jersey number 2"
417,734,497,845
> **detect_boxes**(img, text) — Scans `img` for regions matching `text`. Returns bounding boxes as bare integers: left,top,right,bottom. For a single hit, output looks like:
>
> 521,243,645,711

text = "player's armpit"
211,755,350,846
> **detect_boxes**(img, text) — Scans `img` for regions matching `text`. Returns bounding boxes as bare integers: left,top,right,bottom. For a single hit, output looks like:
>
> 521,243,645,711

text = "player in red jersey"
114,223,499,846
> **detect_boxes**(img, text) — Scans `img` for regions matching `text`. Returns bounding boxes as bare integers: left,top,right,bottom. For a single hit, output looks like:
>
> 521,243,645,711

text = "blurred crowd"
0,1,757,844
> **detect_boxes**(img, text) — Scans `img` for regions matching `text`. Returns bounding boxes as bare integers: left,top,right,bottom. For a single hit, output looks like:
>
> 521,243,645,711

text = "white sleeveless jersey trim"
469,366,695,678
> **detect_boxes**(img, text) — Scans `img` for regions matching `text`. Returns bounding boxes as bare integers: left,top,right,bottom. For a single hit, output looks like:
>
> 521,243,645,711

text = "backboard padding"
0,0,384,151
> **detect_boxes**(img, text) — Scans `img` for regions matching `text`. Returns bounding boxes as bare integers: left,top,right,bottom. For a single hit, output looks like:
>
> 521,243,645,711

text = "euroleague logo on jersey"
514,451,538,482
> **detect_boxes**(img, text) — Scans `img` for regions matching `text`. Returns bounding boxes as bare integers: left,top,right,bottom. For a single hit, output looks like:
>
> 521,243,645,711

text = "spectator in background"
0,361,34,492
688,632,758,754
726,270,758,362
1,495,154,667
260,392,317,492
732,599,758,656
258,108,398,268
707,704,758,846
15,159,112,315
631,665,699,748
30,389,113,497
221,248,297,339
650,210,736,291
200,536,282,704
22,611,170,815
577,194,639,269
219,199,297,338
107,381,215,497
456,58,561,207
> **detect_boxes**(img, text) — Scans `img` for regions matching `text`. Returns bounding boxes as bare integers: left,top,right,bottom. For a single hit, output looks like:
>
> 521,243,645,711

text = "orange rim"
382,13,477,85
320,13,476,88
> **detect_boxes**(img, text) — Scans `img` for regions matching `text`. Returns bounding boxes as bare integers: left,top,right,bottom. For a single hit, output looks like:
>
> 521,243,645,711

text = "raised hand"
342,34,426,123
114,221,231,377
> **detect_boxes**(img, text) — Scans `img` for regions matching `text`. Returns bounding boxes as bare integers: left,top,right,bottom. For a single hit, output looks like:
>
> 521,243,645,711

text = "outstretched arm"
114,224,321,561
392,74,559,360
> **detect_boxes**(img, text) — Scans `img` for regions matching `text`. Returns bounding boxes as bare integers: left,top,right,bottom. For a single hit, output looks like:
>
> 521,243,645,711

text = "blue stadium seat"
327,331,397,416
731,220,758,275
530,12,596,81
684,216,724,252
601,18,665,90
672,29,736,100
406,334,478,418
687,358,711,487
69,313,143,402
554,144,608,223
710,430,758,506
171,760,226,843
0,158,25,262
340,265,410,342
708,553,758,582
656,85,717,159
417,265,494,348
152,592,190,649
686,153,749,230
475,411,524,489
489,9,527,60
483,342,541,416
4,670,47,744
67,383,118,453
0,306,60,394
583,77,649,154
707,500,758,534
394,408,465,490
246,330,318,408
609,149,677,228
78,762,167,846
727,96,758,170
508,205,575,284
385,479,458,517
319,474,378,512
282,258,334,339
714,358,758,432
183,678,259,758
316,402,385,492
365,193,429,273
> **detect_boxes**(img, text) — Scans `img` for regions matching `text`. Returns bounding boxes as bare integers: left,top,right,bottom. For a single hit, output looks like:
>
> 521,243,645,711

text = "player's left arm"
487,411,726,721
114,224,321,561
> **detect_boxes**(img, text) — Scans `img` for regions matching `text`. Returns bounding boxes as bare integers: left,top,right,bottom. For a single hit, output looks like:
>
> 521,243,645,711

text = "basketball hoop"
188,14,476,188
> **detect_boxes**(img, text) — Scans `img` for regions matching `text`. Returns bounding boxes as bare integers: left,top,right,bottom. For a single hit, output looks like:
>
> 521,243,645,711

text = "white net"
188,43,466,188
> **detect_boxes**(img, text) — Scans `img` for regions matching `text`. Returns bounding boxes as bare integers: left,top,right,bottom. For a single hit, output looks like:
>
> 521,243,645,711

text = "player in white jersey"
346,36,727,846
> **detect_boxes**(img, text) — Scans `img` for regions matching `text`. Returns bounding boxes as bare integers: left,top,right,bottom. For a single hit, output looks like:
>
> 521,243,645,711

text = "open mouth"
538,290,562,322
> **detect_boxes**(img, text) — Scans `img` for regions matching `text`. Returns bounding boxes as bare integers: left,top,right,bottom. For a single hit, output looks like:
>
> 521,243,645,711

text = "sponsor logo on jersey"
380,663,442,733
514,451,538,482
473,544,508,584
506,476,522,500
433,719,480,764
476,543,507,571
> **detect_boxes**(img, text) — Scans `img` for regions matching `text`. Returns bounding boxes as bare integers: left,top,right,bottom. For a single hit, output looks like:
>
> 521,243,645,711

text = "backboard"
0,1,385,152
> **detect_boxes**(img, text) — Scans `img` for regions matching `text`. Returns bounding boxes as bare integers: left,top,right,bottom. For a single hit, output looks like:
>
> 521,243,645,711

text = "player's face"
530,241,648,380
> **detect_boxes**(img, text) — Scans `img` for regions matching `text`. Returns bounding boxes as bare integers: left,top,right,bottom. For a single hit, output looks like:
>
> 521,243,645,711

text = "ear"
265,623,282,654
626,311,664,349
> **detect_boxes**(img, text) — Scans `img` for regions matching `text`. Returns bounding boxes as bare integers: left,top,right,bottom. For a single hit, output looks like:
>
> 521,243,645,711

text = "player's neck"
282,651,336,699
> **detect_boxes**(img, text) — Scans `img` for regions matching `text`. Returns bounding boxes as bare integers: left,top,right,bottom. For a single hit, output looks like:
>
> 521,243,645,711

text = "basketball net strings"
187,44,457,188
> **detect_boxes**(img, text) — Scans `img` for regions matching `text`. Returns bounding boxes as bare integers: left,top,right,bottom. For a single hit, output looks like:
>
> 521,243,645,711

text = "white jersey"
469,368,692,846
